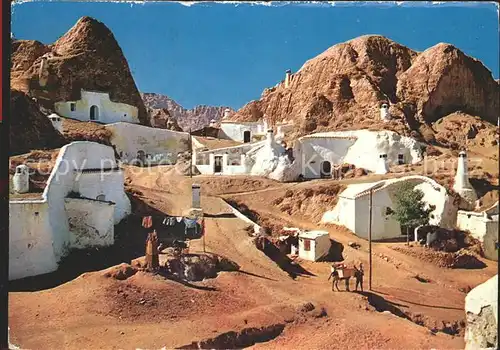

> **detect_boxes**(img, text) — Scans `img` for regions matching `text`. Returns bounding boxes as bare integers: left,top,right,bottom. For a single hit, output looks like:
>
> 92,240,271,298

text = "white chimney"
380,103,391,122
453,151,478,206
285,69,292,88
13,165,30,194
209,119,217,128
192,184,201,209
47,113,63,133
375,154,389,174
266,129,274,146
223,108,231,119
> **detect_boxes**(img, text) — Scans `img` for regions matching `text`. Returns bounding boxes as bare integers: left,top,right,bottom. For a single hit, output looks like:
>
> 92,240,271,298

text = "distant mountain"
141,92,234,131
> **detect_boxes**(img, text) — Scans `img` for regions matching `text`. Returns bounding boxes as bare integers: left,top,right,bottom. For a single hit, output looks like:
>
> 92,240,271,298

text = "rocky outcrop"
141,92,234,131
230,35,498,145
148,107,183,131
465,275,498,349
11,16,149,125
10,90,66,155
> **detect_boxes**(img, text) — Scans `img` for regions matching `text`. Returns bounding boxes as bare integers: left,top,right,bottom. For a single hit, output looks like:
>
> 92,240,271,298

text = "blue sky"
11,1,499,110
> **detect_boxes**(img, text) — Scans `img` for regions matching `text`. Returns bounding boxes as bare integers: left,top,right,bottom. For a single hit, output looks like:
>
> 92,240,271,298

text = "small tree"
392,182,432,245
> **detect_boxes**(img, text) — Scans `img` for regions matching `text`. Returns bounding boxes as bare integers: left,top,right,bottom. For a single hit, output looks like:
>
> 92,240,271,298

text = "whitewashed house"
295,130,423,179
322,175,457,241
9,141,131,280
54,89,139,124
219,119,270,143
298,230,331,261
457,201,499,261
105,122,190,164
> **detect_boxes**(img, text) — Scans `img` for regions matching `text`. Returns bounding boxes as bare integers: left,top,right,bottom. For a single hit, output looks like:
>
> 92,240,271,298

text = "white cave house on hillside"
54,89,139,124
9,141,131,281
321,175,458,241
295,130,424,179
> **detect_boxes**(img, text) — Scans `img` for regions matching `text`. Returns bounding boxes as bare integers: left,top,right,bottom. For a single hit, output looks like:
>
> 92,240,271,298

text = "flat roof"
299,230,329,239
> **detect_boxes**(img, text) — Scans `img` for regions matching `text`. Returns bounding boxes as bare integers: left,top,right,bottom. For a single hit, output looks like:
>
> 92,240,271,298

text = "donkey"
328,264,364,292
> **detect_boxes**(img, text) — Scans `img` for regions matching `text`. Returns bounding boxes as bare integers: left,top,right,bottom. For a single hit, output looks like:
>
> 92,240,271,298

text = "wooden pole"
189,128,193,178
369,188,373,291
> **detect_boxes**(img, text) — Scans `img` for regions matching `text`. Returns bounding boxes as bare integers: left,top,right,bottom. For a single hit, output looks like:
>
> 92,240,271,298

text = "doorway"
398,154,404,165
320,161,332,178
243,130,251,143
90,105,99,121
214,155,223,173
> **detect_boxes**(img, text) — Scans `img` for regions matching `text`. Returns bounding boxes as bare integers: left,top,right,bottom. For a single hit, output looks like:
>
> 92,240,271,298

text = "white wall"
8,201,58,280
9,141,131,280
322,176,457,241
65,198,115,249
194,143,257,175
298,238,316,261
54,90,139,124
74,171,131,224
457,211,498,261
219,122,265,142
105,122,190,163
353,189,402,240
297,130,423,178
297,138,356,179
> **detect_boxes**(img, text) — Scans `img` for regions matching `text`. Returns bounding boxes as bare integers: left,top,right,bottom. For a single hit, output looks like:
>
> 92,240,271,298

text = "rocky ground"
9,168,497,349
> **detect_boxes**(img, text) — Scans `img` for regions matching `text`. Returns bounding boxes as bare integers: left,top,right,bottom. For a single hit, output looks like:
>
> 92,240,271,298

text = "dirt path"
9,169,494,349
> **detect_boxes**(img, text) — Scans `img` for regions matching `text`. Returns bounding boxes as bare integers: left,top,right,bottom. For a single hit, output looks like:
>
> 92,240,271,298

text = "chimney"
375,154,389,174
285,69,292,88
48,114,63,133
380,103,391,122
266,129,274,145
13,165,30,194
192,184,201,209
209,119,217,128
223,108,231,119
453,151,478,207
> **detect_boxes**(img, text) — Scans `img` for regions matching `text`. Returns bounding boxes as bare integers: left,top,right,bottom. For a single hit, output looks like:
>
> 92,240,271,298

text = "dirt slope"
11,16,149,125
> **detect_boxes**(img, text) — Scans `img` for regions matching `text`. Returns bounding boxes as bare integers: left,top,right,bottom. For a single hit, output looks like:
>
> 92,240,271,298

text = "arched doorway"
320,161,331,178
90,105,99,121
243,130,251,143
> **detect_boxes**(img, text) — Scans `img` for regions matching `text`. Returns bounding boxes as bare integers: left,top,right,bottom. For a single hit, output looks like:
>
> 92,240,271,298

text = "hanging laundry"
162,217,168,225
176,217,183,223
142,216,153,228
170,217,176,226
184,218,198,229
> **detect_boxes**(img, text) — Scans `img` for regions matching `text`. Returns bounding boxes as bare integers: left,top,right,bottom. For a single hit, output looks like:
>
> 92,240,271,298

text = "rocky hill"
10,90,65,155
11,16,149,126
141,92,234,131
231,35,499,146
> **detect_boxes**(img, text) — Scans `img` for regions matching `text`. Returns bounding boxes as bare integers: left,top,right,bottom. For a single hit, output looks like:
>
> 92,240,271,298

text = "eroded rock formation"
230,35,499,146
11,16,149,125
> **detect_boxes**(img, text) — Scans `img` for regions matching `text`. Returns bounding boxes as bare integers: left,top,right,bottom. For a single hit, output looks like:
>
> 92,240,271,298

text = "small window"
385,207,394,216
398,154,404,165
70,103,76,112
34,212,39,216
303,239,311,251
16,168,22,174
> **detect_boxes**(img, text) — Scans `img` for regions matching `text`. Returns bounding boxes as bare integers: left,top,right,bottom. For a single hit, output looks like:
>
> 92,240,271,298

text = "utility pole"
368,188,373,291
189,128,192,178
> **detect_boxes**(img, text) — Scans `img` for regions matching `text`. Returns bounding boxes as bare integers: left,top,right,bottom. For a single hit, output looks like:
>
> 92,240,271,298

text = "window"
303,239,311,251
385,207,394,216
70,103,76,112
398,154,404,165
96,194,106,201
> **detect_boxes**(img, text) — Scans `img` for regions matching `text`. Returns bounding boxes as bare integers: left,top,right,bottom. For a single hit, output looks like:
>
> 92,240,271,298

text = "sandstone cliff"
10,90,65,155
231,35,499,147
142,92,234,131
11,16,149,125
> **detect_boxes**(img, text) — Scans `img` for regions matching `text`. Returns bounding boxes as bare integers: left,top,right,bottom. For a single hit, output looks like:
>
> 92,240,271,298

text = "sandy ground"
9,166,497,349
